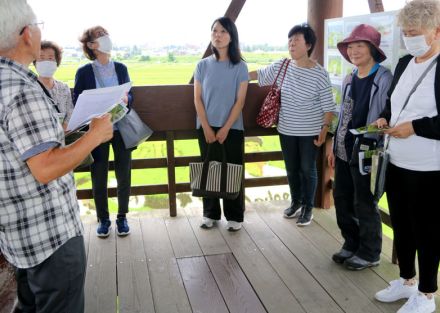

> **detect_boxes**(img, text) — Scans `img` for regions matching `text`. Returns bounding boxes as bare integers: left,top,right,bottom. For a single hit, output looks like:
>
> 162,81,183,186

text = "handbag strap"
384,57,437,150
272,58,291,89
200,143,228,192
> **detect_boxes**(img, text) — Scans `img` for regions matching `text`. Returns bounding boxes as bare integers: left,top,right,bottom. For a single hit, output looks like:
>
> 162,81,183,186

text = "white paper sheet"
66,82,132,132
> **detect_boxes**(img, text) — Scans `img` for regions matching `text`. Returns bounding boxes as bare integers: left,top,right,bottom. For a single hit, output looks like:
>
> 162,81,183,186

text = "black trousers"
91,130,132,220
333,157,382,262
15,236,86,313
197,127,244,222
386,162,440,293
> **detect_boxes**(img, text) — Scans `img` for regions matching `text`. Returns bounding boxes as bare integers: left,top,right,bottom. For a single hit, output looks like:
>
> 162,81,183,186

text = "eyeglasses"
19,21,44,35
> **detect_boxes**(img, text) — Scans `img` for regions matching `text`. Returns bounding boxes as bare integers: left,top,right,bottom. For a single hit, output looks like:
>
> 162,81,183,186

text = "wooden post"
368,0,384,13
307,0,343,65
166,131,177,216
307,0,342,209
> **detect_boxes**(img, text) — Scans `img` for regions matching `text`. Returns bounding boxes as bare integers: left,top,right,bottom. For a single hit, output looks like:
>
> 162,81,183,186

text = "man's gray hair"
0,0,36,51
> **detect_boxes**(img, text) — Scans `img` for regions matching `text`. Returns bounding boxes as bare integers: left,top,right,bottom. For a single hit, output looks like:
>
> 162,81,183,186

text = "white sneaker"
375,278,418,302
226,221,242,231
397,292,435,313
200,217,216,229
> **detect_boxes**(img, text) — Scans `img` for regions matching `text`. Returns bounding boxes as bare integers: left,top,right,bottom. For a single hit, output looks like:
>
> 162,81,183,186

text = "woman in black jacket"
373,1,440,312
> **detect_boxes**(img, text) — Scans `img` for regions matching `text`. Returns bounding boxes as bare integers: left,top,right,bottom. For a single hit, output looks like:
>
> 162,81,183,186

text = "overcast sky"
28,0,407,47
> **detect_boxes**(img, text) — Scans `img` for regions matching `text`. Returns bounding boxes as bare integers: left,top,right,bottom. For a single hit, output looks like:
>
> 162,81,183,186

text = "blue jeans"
279,134,318,209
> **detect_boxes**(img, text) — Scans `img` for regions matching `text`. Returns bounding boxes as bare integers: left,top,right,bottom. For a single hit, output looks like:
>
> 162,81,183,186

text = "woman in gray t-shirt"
194,17,248,232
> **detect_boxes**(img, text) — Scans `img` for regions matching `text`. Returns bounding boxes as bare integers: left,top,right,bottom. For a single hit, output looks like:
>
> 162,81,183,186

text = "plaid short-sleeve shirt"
0,57,83,268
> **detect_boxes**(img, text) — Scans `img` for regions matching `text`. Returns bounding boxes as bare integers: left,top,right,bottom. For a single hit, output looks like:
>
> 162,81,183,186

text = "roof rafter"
368,0,385,12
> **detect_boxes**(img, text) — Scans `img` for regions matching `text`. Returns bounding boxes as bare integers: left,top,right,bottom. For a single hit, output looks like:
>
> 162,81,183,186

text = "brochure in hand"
66,82,132,134
349,125,389,135
108,102,128,124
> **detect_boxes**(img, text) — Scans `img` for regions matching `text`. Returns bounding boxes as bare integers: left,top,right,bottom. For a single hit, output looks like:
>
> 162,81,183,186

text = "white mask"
403,34,431,57
35,60,57,78
96,35,112,54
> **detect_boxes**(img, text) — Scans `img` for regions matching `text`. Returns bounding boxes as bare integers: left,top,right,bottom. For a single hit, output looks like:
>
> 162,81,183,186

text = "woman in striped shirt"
249,24,335,226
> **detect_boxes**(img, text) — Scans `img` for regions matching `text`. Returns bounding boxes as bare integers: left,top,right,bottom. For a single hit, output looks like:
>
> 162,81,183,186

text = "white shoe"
226,221,242,231
200,217,216,229
375,278,418,302
397,292,435,313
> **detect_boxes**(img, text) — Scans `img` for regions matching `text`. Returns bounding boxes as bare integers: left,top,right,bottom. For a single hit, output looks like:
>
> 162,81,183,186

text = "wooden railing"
75,83,334,216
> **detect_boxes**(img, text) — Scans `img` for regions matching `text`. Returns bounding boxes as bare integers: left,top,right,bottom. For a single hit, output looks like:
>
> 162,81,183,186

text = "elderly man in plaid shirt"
0,1,114,312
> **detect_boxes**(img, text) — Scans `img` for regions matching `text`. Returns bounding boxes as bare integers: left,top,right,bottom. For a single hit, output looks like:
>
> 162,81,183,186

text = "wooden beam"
307,0,342,209
189,0,247,83
166,131,177,217
368,0,384,13
307,0,343,65
128,83,269,132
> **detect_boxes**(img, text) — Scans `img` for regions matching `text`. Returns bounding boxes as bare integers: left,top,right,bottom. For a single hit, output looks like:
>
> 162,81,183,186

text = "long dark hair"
211,17,244,65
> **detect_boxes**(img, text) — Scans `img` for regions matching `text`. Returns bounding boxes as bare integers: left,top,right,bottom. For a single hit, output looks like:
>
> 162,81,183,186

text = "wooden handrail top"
130,83,269,132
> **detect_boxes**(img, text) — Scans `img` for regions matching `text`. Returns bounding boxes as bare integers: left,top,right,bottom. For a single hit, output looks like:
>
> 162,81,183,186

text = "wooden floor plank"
312,206,440,305
177,256,229,313
312,208,401,283
255,203,386,313
140,217,192,313
165,216,203,258
184,207,231,256
117,218,155,313
206,253,267,313
243,210,343,313
314,208,395,261
82,222,91,260
84,224,117,313
292,211,401,312
217,219,305,313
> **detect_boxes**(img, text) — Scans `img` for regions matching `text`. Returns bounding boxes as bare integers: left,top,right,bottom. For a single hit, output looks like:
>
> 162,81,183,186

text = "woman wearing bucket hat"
327,24,393,270
373,1,440,312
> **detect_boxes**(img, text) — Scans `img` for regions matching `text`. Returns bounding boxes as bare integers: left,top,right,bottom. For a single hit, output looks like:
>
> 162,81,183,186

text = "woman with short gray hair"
373,0,440,312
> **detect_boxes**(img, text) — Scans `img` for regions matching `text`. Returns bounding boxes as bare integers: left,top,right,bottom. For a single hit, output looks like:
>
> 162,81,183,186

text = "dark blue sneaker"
96,218,111,237
116,217,130,236
283,203,302,219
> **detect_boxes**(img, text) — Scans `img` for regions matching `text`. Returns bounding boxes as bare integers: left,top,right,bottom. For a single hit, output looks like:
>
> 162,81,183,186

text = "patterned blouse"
48,80,74,124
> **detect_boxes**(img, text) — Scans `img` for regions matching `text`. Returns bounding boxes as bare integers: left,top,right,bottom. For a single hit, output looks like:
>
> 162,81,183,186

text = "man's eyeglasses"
19,21,44,35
